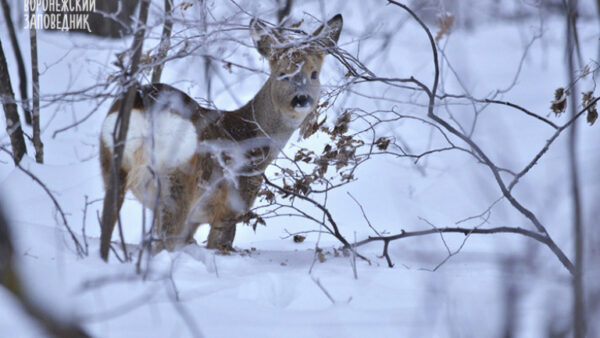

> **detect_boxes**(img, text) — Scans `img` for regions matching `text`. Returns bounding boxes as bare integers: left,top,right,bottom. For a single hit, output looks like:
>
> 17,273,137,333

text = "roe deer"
99,14,343,255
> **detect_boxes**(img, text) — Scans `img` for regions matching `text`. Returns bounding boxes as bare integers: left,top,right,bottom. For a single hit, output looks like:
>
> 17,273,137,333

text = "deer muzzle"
291,94,314,114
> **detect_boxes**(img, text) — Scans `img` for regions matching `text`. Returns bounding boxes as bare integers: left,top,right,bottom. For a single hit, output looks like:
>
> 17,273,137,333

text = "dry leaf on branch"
551,87,568,116
332,111,351,135
181,2,193,11
300,111,326,139
435,13,455,41
293,235,306,243
375,137,390,151
582,91,598,125
289,19,304,28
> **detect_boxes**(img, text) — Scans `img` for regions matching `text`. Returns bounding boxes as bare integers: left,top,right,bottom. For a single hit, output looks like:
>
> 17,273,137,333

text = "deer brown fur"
99,15,343,255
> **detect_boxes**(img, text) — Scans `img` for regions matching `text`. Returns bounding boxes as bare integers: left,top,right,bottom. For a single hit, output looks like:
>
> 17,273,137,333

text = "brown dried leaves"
332,110,351,135
375,137,390,151
240,211,266,231
435,13,455,41
300,101,328,139
550,88,598,125
551,88,568,116
293,235,306,243
582,91,598,125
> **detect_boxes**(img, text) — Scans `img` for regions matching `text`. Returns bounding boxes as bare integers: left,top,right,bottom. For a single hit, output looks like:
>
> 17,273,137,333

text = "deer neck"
236,78,300,149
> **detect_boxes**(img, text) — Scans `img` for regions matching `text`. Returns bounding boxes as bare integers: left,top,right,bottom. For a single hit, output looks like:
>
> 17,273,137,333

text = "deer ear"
312,14,343,50
250,18,277,58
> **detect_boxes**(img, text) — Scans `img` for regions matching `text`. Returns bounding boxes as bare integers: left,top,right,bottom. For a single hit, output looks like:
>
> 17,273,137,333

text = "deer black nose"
291,95,313,108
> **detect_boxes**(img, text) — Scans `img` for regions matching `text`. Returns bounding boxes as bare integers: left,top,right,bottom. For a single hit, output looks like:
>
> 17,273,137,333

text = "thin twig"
311,276,336,305
0,147,85,257
29,13,43,163
483,99,559,129
347,192,381,237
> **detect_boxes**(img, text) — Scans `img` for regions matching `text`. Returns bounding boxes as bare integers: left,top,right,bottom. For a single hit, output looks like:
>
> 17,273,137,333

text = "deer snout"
291,95,314,113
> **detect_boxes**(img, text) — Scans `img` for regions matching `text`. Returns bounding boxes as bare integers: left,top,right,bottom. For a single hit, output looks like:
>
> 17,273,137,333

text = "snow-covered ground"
1,1,599,337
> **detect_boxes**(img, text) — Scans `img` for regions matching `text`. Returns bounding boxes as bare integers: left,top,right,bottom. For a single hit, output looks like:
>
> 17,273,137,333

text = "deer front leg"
207,223,236,250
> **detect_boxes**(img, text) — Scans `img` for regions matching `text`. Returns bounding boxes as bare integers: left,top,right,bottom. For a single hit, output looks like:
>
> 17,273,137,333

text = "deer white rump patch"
101,109,197,170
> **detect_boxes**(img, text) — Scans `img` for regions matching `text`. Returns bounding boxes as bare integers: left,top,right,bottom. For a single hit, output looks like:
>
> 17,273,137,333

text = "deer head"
249,14,343,126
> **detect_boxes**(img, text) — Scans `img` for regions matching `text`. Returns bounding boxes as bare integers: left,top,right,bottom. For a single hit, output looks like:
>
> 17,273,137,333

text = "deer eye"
311,71,318,80
279,72,287,79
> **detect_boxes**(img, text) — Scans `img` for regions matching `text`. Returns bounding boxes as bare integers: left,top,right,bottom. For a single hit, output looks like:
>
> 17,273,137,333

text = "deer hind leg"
152,170,195,253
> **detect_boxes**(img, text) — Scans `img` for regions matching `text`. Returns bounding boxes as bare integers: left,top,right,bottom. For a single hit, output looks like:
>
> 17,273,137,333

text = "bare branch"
0,146,86,256
100,0,151,261
30,11,44,163
354,225,550,268
482,99,559,129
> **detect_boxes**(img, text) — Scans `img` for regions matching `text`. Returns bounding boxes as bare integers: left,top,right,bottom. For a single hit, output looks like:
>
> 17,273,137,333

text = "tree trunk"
0,40,27,165
566,0,586,336
0,0,31,125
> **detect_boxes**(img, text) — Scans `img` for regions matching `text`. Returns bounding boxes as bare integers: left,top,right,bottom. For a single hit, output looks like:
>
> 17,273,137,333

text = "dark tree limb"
482,98,559,129
0,0,31,125
100,0,151,261
0,146,86,256
30,12,43,163
353,226,550,268
436,92,560,129
0,40,27,164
